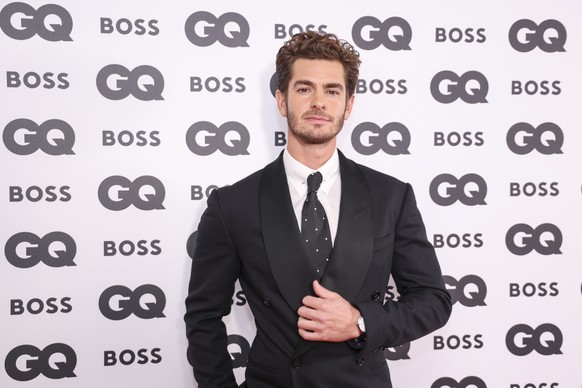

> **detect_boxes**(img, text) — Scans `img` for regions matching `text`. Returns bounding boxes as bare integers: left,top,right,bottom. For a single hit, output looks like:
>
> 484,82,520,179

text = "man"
185,31,451,388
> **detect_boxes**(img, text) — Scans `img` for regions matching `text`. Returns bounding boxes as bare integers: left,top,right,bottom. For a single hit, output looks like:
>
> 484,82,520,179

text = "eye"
297,87,311,93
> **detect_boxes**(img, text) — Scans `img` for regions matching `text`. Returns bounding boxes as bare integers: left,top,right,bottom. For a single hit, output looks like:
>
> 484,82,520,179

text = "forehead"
290,58,346,86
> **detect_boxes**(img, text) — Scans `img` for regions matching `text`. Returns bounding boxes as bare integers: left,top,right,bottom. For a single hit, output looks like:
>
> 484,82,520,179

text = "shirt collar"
283,148,340,196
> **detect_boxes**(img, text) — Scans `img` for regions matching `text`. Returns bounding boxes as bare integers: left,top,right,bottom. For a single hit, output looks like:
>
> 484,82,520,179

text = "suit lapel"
260,152,316,313
321,151,373,302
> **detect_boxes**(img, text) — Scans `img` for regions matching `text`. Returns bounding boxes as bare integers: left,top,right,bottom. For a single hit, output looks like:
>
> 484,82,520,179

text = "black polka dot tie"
301,172,332,280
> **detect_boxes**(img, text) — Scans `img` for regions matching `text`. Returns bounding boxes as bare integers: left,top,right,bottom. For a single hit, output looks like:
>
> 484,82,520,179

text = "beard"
286,107,345,145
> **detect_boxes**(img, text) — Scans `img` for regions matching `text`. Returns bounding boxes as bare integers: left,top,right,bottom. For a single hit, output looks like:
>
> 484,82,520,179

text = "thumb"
312,280,334,298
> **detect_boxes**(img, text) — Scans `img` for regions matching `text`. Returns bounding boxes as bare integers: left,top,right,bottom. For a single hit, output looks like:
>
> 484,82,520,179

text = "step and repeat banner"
1,1,581,387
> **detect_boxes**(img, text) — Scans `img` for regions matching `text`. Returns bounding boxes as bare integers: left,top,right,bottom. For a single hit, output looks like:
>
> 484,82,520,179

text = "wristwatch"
356,315,366,333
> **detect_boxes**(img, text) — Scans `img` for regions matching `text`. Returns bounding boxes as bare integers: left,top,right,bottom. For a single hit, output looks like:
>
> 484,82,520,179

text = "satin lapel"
322,151,373,302
260,153,316,314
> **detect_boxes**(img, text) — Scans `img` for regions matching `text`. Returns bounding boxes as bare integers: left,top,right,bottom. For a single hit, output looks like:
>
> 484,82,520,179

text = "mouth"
303,112,331,123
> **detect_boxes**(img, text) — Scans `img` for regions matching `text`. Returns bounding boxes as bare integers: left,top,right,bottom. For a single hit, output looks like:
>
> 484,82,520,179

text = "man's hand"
297,280,361,342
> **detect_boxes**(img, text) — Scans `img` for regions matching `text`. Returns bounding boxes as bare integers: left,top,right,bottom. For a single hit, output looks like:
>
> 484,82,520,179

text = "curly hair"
275,31,361,98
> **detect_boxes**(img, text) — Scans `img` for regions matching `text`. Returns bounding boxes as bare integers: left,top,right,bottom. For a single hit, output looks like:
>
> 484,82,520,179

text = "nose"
311,90,325,110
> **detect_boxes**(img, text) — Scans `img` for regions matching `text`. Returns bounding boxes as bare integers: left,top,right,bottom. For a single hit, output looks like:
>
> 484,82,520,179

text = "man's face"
276,59,354,146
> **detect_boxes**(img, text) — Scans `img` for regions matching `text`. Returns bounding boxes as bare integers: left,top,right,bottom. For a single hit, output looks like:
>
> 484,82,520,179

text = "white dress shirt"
283,148,341,247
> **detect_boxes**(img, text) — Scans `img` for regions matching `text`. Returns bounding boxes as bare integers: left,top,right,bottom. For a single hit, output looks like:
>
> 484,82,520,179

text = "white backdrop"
1,1,581,387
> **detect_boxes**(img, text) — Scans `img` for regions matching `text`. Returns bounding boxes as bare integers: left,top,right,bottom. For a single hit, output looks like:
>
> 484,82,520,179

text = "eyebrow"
293,79,345,90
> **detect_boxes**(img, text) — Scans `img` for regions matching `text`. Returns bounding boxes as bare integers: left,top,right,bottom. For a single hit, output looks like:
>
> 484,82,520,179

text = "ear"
343,94,355,120
275,89,287,117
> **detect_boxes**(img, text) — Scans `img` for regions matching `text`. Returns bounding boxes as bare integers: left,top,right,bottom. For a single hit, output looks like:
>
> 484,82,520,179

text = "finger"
313,280,335,299
301,295,323,310
297,305,318,321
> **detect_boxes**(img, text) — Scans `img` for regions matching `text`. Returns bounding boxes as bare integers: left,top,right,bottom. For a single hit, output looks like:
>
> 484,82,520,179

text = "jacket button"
371,291,380,301
290,359,302,369
263,297,271,306
355,358,364,366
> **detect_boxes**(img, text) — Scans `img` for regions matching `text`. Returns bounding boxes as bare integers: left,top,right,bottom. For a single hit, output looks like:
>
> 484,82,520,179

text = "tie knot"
307,172,323,194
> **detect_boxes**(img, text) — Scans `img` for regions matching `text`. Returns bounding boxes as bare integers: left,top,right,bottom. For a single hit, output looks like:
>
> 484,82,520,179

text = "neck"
287,137,336,170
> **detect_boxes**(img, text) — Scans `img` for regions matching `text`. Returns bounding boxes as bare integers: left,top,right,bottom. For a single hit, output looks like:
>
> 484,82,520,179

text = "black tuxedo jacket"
185,150,451,388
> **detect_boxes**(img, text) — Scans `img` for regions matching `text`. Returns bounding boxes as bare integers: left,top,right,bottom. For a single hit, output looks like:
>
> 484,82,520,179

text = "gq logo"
228,334,250,368
352,16,412,51
351,122,410,155
98,175,165,211
430,71,488,104
186,121,250,156
429,174,487,206
5,343,76,381
96,64,164,101
184,11,249,47
5,231,76,268
443,275,487,307
3,118,75,155
509,19,566,53
432,376,487,388
99,284,166,320
506,323,563,356
505,223,562,256
0,2,72,41
383,343,410,360
506,122,563,155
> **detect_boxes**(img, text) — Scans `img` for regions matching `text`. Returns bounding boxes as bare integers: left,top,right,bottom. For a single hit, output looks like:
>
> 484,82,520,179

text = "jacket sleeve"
356,183,452,351
184,190,240,388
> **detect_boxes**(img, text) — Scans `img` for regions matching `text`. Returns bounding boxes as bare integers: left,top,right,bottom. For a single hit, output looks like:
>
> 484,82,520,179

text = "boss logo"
274,23,327,39
434,233,483,248
509,19,566,53
351,122,410,155
190,76,246,93
435,27,486,43
510,383,559,388
184,11,249,48
0,2,72,41
506,122,563,155
5,343,76,381
274,132,287,146
434,334,484,350
102,130,160,147
509,282,559,298
231,290,247,307
352,16,412,51
355,79,407,95
434,131,484,147
96,64,164,101
103,240,161,256
432,376,487,388
511,80,560,96
186,121,250,156
99,284,166,320
98,175,165,211
5,231,76,268
385,284,400,302
191,185,219,200
505,223,562,256
383,343,410,360
6,71,69,89
506,323,563,356
3,118,75,155
104,348,162,366
100,17,159,36
509,182,559,197
431,71,488,104
10,297,72,315
444,275,487,307
429,173,487,206
9,185,71,202
228,334,250,368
